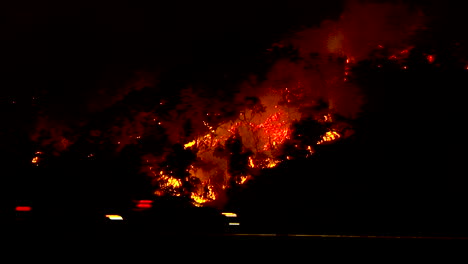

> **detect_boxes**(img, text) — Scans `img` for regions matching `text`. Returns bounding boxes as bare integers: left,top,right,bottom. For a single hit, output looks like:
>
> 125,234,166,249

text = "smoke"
250,0,426,120
342,1,424,58
280,1,424,59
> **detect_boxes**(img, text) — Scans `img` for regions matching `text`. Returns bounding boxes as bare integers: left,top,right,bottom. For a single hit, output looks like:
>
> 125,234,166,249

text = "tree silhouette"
225,131,253,187
158,143,198,198
276,117,328,160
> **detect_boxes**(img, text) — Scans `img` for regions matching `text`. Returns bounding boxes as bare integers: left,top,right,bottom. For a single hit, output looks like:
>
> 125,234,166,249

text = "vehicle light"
16,206,32,212
105,214,123,220
136,200,153,209
222,212,237,217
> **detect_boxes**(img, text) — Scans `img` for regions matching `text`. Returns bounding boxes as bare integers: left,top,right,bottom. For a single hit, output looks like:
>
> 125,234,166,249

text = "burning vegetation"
30,56,355,208
23,0,460,211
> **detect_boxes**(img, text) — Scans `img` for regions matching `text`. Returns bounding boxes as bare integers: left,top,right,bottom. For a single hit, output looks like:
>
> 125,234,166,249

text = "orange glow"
31,157,39,164
387,47,413,62
191,184,216,207
184,140,196,149
239,175,250,184
156,88,299,205
266,158,281,168
145,82,348,206
322,114,333,122
317,130,341,144
154,190,164,196
248,157,255,168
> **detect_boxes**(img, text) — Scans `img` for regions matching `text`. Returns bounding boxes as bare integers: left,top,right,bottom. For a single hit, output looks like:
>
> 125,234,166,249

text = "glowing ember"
248,157,255,168
317,130,341,145
266,158,281,168
31,151,43,166
184,140,196,149
427,55,435,64
154,172,183,197
239,175,250,184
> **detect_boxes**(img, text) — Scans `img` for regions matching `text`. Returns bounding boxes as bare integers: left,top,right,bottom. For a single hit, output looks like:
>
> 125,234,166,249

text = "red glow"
136,200,153,208
427,55,434,64
16,206,31,212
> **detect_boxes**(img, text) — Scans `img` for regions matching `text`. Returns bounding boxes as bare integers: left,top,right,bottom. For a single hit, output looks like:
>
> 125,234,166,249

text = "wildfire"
145,81,352,207
238,175,250,184
31,151,42,165
266,158,281,168
184,140,196,149
191,184,217,207
248,157,255,168
317,130,341,144
155,171,183,197
27,1,436,213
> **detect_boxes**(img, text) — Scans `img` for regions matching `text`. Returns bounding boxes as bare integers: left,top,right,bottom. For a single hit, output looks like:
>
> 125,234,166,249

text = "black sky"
1,0,344,96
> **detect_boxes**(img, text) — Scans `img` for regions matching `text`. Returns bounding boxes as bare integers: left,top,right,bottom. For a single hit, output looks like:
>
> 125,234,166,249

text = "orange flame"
149,81,349,206
317,130,341,145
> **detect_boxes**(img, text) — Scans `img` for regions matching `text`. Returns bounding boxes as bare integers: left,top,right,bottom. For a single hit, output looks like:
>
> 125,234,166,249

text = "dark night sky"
1,0,343,93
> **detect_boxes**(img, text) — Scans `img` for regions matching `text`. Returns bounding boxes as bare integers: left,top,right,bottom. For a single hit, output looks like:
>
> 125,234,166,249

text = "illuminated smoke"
287,0,425,61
